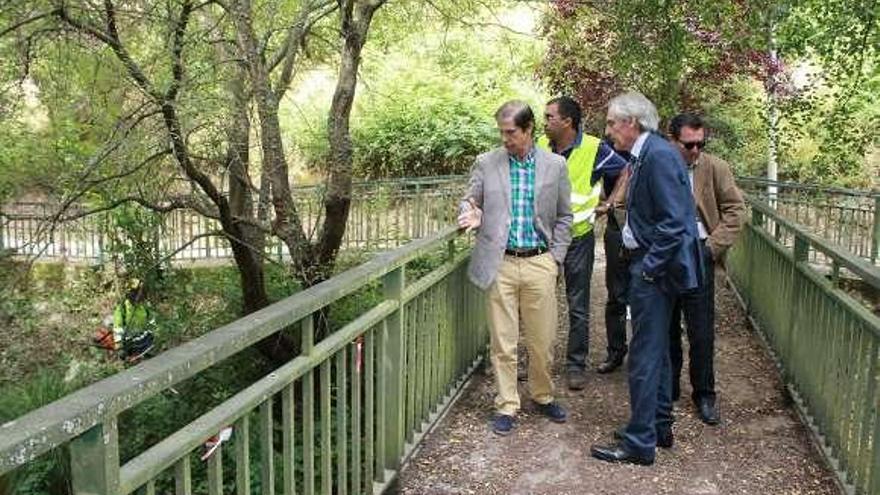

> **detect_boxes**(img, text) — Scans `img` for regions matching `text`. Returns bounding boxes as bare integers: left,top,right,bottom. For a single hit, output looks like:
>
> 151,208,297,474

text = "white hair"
608,91,660,132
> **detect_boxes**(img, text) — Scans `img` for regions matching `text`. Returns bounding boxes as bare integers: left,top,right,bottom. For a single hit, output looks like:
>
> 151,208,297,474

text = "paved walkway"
397,244,839,495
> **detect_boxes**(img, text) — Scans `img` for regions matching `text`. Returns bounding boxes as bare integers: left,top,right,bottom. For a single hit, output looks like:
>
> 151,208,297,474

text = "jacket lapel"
693,158,707,202
626,136,650,209
497,150,511,211
533,148,545,211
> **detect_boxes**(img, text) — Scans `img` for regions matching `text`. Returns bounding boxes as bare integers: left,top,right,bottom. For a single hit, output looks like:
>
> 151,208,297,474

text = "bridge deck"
398,246,840,495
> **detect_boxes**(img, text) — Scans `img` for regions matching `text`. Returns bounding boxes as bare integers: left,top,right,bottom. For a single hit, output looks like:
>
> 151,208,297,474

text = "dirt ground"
396,247,840,495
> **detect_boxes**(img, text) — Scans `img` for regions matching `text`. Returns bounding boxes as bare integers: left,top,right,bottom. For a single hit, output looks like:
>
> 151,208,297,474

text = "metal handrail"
728,194,880,494
0,225,463,474
746,194,880,289
736,176,880,199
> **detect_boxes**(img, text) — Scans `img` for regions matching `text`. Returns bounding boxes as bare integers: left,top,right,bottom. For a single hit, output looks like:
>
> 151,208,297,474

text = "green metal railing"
727,194,880,495
0,176,469,263
6,175,875,266
0,226,487,494
737,177,879,264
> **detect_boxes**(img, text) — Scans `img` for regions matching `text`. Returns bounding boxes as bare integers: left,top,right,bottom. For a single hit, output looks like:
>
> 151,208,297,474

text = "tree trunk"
224,62,269,314
317,0,385,276
229,0,314,282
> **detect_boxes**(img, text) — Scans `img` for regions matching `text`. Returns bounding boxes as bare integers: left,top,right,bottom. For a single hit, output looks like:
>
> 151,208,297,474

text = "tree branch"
270,0,338,95
55,1,161,101
83,148,172,187
49,194,217,223
0,9,60,38
166,0,194,102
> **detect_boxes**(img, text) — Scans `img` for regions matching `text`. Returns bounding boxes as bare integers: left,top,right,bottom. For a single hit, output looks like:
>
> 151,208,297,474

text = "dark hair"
495,100,535,134
126,287,145,303
669,113,705,139
547,96,582,131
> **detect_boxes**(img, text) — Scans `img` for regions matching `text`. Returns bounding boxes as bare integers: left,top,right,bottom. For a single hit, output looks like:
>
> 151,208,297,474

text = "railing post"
301,316,315,495
70,419,120,495
381,266,406,471
793,233,809,264
782,232,811,384
741,206,765,311
871,196,879,264
97,228,105,265
0,212,5,252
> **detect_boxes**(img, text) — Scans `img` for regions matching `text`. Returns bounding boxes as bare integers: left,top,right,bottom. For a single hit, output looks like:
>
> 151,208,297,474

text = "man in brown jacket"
667,113,745,425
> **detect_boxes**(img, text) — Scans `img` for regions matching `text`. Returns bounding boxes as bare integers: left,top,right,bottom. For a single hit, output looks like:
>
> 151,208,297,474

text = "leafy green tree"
540,0,879,186
1,0,389,364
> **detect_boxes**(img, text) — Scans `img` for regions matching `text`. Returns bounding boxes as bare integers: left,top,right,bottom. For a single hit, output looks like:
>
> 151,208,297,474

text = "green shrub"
351,93,496,178
98,203,168,295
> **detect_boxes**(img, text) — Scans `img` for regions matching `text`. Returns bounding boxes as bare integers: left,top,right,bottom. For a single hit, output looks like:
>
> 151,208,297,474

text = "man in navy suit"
590,92,702,466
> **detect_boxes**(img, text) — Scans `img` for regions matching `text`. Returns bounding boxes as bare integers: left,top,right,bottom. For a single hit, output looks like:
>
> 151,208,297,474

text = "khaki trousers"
486,252,559,415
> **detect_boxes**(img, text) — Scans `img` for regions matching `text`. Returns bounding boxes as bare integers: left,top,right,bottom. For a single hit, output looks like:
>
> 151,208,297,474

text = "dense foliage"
540,0,879,186
290,2,546,178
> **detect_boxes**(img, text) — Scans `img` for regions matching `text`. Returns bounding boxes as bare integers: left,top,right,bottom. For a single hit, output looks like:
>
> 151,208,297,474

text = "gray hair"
494,100,535,133
607,91,660,132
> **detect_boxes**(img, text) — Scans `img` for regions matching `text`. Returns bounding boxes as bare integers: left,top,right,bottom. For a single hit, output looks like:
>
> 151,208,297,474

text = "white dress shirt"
622,132,650,249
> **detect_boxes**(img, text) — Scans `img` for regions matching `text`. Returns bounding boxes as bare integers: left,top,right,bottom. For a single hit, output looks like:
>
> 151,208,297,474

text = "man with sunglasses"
668,113,745,425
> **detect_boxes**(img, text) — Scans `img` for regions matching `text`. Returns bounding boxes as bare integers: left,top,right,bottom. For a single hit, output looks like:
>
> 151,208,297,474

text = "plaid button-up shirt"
507,148,544,249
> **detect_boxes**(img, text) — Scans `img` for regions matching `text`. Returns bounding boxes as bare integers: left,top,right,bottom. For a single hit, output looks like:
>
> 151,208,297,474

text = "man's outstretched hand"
457,197,482,233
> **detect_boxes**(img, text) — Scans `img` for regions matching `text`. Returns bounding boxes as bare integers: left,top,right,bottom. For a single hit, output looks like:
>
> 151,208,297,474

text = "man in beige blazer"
667,113,745,425
458,100,573,436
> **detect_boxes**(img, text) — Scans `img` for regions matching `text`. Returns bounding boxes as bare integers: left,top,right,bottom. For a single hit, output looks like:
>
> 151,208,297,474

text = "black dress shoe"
613,426,673,448
597,355,624,374
656,428,673,448
590,442,653,465
696,397,720,425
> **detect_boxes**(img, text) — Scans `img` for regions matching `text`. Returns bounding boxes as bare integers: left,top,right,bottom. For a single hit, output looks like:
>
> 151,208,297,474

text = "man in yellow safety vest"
538,96,628,390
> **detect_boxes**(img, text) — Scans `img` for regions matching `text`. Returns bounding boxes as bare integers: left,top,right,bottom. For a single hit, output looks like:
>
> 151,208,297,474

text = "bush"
98,203,167,295
288,12,547,180
352,93,496,178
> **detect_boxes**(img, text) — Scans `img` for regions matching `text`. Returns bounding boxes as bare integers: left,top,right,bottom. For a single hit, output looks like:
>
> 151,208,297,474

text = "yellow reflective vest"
537,134,602,238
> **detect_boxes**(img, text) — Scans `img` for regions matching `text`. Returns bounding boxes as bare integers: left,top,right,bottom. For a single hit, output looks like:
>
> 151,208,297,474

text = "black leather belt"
504,247,547,258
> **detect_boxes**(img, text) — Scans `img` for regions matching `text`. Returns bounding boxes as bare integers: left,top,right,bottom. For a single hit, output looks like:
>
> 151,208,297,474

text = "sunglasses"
681,140,707,150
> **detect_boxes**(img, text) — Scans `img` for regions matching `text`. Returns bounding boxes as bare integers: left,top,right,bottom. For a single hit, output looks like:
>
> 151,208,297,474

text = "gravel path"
396,244,839,495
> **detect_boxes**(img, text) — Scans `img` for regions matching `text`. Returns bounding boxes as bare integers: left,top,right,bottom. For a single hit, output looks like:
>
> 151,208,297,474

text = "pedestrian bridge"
1,178,878,495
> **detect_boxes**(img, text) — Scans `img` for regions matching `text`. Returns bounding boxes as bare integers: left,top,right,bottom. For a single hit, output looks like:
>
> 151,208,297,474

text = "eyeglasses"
681,140,707,150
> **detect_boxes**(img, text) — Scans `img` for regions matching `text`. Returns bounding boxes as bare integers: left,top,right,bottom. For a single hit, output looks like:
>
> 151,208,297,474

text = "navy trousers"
603,220,629,360
669,242,716,402
564,232,596,372
622,255,674,460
